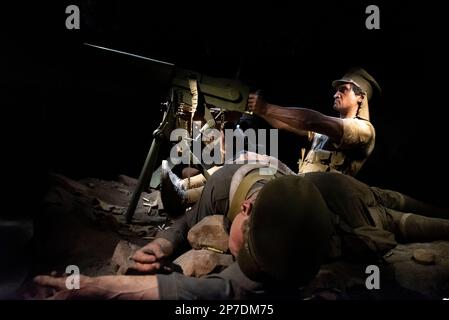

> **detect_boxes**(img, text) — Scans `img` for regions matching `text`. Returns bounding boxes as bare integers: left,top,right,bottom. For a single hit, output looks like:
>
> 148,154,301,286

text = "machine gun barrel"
84,43,175,66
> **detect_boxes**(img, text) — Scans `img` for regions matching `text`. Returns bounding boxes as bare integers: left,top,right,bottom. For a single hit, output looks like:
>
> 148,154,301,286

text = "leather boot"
160,161,188,217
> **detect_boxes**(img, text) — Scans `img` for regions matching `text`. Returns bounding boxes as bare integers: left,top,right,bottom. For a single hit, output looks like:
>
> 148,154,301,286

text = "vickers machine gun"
84,43,251,223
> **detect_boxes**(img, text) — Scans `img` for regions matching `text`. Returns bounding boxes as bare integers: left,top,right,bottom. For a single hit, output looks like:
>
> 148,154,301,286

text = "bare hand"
130,240,170,273
247,93,268,115
33,274,98,300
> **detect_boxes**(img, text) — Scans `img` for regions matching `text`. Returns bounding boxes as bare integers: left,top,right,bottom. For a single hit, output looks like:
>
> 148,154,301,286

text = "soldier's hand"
33,274,97,300
247,93,268,115
130,240,170,274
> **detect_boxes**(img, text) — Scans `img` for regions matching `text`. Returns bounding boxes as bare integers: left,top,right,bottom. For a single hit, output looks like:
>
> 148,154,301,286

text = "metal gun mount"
171,68,250,113
84,43,251,223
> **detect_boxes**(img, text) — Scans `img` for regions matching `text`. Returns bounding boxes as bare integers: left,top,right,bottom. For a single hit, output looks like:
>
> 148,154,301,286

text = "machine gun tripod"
84,43,251,223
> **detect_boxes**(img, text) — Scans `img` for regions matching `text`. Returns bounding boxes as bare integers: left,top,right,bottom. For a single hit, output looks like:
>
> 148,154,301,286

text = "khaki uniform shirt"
298,118,375,176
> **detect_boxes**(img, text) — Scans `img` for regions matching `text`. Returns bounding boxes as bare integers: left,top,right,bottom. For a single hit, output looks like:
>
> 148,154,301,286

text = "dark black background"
3,0,449,214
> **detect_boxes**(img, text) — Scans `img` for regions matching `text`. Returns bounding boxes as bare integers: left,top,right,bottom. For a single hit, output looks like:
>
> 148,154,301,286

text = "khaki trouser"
369,187,449,242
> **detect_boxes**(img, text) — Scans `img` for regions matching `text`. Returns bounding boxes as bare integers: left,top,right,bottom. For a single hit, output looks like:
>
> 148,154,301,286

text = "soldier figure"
34,163,449,300
247,67,381,176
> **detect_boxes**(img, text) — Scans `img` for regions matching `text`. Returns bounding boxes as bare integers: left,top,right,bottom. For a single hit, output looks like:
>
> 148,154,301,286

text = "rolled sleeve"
157,215,189,250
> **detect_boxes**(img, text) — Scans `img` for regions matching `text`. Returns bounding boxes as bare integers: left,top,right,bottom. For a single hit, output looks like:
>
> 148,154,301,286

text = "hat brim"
332,79,364,91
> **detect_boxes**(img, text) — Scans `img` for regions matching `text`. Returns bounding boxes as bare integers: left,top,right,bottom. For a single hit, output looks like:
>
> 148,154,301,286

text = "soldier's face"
228,200,252,257
333,83,361,114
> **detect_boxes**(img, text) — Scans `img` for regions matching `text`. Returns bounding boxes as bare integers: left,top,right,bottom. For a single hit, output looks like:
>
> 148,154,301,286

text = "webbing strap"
227,171,275,222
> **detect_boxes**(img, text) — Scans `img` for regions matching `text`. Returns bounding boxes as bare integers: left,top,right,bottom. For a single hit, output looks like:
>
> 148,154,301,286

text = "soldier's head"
332,82,365,116
332,67,381,121
230,175,334,287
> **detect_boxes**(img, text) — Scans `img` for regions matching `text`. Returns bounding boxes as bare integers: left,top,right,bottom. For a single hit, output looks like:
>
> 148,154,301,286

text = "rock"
173,249,234,277
116,188,131,196
111,240,141,275
412,249,436,265
87,182,95,189
93,198,125,215
118,174,138,187
79,178,130,207
187,215,229,252
49,173,91,197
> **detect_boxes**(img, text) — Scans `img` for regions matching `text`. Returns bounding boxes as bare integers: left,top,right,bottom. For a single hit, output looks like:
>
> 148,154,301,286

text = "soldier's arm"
34,263,259,299
156,213,190,251
247,93,343,141
257,112,310,137
263,104,344,142
34,274,160,300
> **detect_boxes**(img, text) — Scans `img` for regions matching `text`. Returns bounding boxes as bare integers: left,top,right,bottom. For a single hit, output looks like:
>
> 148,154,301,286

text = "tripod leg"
125,138,161,224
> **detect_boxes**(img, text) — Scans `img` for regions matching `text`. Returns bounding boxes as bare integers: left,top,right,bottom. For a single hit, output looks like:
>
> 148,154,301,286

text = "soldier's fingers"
33,275,67,290
151,246,166,259
131,262,161,273
131,251,157,263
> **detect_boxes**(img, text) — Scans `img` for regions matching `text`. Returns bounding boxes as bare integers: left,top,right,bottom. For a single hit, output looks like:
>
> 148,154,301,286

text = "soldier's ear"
242,200,253,217
357,94,365,103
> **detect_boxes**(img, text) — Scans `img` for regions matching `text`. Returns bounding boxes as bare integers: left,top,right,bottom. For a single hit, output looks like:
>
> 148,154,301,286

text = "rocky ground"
8,173,449,300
